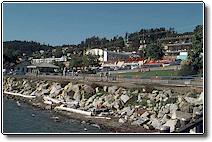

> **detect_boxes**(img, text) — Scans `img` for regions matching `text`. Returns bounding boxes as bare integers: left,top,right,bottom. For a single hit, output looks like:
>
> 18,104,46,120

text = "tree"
178,25,203,76
69,56,83,69
145,41,164,61
187,25,203,74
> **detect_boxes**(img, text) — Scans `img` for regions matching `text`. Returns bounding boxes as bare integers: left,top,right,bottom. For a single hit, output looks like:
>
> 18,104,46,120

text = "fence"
24,73,203,88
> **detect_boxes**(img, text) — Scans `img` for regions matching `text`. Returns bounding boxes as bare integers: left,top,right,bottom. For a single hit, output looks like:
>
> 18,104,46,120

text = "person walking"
100,72,103,81
105,72,108,81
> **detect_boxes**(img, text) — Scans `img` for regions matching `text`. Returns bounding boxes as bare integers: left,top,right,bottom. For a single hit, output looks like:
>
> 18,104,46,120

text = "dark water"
3,98,111,133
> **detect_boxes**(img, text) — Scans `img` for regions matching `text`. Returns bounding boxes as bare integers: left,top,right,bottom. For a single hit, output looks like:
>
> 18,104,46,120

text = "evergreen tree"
145,41,164,60
178,25,203,76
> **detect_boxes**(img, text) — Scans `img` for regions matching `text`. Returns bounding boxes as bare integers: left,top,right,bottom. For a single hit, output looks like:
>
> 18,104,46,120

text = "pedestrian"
108,71,111,80
75,72,78,79
105,72,108,81
100,72,103,81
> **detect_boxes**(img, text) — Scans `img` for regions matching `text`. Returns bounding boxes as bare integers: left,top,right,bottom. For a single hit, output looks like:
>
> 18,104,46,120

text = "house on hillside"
159,35,193,56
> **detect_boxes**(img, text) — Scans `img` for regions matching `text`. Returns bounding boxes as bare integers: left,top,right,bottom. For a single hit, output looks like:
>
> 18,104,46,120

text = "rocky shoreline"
3,77,203,133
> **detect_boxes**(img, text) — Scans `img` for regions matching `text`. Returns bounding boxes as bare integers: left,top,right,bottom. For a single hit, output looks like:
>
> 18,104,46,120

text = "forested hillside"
3,40,53,61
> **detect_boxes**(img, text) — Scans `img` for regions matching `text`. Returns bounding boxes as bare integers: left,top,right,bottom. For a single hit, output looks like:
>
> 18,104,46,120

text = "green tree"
178,25,203,76
145,41,164,60
187,25,203,74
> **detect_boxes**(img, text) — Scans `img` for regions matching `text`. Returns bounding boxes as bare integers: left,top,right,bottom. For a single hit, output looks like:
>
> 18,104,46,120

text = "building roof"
27,62,60,68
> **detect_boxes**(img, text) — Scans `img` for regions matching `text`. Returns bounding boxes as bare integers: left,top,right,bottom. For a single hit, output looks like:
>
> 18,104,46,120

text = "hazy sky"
3,2,203,46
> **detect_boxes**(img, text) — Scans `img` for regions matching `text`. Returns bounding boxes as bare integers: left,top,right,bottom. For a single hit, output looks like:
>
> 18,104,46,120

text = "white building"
86,49,133,62
86,49,108,62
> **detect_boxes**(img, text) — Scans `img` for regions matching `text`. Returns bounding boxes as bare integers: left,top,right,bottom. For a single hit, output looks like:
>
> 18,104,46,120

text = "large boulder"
120,94,130,103
122,107,134,116
169,104,178,114
82,84,95,95
50,83,62,94
171,111,192,120
131,117,149,126
108,86,118,93
70,84,81,92
151,118,162,130
178,101,193,112
63,82,73,92
73,91,81,102
85,95,97,106
92,98,102,108
162,119,181,132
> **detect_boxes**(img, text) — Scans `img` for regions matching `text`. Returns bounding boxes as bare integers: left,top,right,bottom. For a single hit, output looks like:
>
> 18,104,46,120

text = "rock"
92,98,102,108
137,93,147,102
193,107,201,118
122,107,134,116
103,86,108,92
140,111,150,118
108,86,118,93
132,89,139,94
143,124,150,130
171,111,192,120
178,100,192,112
169,104,178,114
131,117,149,126
112,100,123,110
120,94,130,103
119,118,126,123
177,95,185,103
148,93,157,101
163,97,169,102
63,82,73,91
115,87,124,95
152,90,159,94
73,91,81,101
163,119,181,132
70,84,81,92
184,96,197,104
85,95,97,106
95,87,100,93
45,105,52,110
61,90,75,100
151,118,162,130
50,83,62,94
198,92,203,102
104,94,114,102
82,84,95,95
161,114,171,124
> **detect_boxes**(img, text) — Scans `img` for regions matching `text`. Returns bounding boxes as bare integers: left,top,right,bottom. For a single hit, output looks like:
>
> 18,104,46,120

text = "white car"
162,63,170,67
131,65,139,70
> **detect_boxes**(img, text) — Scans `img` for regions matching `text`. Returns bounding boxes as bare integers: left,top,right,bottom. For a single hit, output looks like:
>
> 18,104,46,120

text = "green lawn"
114,69,179,77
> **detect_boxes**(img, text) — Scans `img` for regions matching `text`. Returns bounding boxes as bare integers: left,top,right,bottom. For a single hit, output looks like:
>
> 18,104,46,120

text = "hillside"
3,27,194,64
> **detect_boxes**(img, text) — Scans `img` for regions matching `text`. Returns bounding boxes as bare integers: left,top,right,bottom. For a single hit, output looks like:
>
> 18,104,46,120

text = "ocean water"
3,98,111,134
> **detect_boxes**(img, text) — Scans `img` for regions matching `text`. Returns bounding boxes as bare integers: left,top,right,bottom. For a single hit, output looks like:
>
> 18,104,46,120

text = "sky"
3,2,203,46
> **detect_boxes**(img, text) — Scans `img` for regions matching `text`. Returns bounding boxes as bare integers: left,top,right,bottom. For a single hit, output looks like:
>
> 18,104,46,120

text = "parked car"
162,63,170,67
131,65,139,70
114,66,120,71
